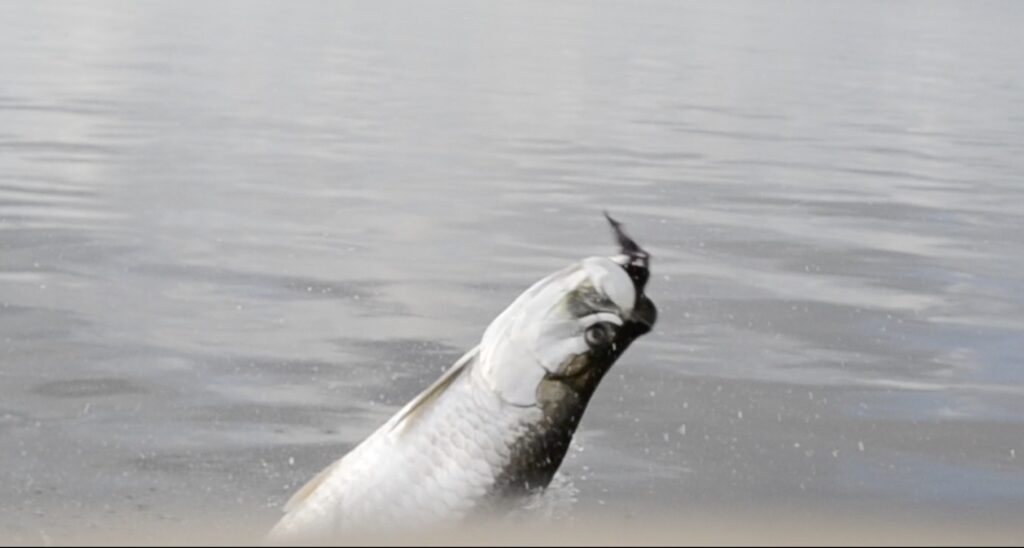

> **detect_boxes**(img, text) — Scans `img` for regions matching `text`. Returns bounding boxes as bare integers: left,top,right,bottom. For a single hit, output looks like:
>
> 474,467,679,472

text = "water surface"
1,1,1023,542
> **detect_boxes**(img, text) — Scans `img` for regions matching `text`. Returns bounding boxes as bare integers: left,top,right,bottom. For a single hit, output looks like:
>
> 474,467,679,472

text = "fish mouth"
630,294,657,335
605,211,651,297
605,212,656,334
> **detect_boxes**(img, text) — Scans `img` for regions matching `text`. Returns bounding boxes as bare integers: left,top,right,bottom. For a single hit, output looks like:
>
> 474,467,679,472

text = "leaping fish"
268,214,657,542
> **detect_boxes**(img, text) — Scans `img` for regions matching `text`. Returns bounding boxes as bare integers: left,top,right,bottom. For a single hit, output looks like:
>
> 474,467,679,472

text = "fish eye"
584,322,617,349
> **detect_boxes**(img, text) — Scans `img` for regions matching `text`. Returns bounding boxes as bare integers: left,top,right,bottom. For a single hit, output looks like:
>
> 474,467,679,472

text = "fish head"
476,214,657,406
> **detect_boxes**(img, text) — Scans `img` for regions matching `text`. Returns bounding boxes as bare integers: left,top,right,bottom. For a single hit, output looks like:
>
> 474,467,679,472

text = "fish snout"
630,294,657,335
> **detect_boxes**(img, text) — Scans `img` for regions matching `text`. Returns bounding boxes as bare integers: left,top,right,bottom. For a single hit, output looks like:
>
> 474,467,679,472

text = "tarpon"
268,214,657,542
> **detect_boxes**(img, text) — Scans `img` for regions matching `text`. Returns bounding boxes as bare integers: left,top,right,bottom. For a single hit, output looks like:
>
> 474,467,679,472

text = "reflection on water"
2,0,1023,542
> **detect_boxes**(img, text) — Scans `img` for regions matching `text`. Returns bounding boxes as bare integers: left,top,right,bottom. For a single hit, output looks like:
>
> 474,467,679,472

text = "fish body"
268,215,656,542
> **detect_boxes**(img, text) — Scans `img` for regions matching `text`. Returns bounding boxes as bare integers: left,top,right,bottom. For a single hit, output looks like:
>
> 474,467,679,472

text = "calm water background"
2,0,1023,542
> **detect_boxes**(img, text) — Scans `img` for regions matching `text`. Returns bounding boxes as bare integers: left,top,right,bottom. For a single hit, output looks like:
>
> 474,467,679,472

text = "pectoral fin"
283,458,342,513
387,346,478,433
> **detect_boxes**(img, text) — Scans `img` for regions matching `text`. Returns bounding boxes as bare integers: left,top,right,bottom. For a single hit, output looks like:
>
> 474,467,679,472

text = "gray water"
2,1,1024,543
